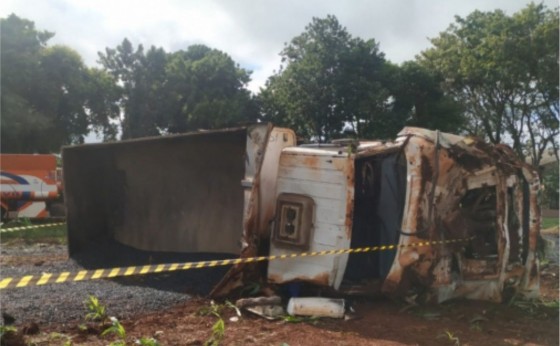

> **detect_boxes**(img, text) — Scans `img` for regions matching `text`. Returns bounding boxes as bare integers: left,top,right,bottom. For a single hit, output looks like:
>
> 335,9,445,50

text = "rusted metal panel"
210,126,297,297
378,127,541,302
64,123,539,302
267,149,354,289
64,125,270,256
258,128,298,237
257,126,539,302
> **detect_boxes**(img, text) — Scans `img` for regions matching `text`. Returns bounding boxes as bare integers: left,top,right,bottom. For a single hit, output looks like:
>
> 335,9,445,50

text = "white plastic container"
286,297,345,318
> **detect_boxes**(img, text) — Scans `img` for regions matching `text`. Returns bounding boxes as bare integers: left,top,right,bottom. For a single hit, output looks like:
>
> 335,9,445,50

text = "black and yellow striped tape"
0,222,66,233
0,237,473,290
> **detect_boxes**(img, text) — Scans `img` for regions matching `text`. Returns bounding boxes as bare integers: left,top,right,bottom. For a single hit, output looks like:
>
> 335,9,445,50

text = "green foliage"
1,14,119,153
282,315,319,324
48,332,74,345
2,13,255,149
109,341,126,346
198,300,242,345
84,295,108,322
509,297,560,318
0,225,67,245
10,217,33,226
421,3,559,165
389,61,464,133
205,318,225,346
102,317,126,340
437,330,460,345
0,325,17,338
260,15,392,141
468,314,488,331
541,217,559,229
259,15,461,142
136,337,160,346
98,40,257,139
541,165,559,209
198,300,239,318
197,300,224,318
199,301,229,346
240,281,261,296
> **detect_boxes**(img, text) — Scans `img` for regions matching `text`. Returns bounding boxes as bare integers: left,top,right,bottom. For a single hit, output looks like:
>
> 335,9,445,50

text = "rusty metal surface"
64,126,267,256
211,126,297,297
266,148,354,289
266,127,540,302
380,127,541,302
63,123,539,302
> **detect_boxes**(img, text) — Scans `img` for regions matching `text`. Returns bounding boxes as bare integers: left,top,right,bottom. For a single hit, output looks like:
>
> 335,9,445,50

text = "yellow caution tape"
0,222,66,233
0,237,473,290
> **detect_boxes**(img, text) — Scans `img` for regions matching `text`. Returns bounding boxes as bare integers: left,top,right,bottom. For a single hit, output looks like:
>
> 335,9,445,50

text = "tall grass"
542,217,559,229
0,224,67,244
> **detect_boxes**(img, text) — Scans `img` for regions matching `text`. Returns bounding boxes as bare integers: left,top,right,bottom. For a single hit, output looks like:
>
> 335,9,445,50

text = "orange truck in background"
0,154,64,220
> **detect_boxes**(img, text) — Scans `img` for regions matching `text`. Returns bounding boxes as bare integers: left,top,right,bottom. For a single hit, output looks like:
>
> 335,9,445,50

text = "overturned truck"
63,125,541,302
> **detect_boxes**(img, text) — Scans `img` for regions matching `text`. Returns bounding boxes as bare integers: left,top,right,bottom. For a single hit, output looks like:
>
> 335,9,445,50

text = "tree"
98,39,168,139
1,14,53,153
98,40,257,138
390,61,464,133
1,14,119,153
260,15,393,141
259,15,461,142
420,3,559,166
165,45,257,133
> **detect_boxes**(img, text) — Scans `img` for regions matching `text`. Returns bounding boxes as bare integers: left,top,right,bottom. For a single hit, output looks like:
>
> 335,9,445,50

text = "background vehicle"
0,154,64,220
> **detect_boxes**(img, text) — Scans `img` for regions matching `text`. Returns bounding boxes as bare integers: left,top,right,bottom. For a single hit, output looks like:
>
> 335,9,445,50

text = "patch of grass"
509,296,560,318
205,318,225,346
198,300,239,346
1,225,67,244
282,315,320,324
0,325,17,338
136,337,160,346
437,330,460,345
49,332,74,345
102,317,127,340
541,217,559,229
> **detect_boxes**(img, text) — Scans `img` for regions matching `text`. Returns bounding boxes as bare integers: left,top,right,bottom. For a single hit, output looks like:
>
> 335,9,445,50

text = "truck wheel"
0,207,7,221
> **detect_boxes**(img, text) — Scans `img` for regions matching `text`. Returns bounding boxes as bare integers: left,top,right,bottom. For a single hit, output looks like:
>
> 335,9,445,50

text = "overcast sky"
2,0,557,94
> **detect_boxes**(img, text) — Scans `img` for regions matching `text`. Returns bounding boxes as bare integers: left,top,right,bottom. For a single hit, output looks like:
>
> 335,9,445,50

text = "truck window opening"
344,153,407,282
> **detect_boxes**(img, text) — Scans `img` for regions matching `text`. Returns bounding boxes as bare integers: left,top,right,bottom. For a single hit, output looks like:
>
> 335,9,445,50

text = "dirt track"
0,233,558,345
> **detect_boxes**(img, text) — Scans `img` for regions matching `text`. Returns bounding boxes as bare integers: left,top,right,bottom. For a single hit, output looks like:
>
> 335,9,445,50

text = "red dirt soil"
13,265,558,346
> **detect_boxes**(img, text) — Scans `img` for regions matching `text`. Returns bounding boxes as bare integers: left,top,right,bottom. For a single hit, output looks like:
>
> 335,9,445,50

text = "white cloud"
2,0,557,93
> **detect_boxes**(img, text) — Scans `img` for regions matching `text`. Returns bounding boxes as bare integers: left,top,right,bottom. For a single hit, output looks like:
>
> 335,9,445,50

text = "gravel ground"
2,231,558,328
0,240,232,326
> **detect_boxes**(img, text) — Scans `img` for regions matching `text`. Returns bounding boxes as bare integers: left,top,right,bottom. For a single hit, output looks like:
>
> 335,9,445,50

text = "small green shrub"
437,330,460,345
84,295,108,322
0,325,17,338
205,318,225,346
136,337,160,346
102,317,126,340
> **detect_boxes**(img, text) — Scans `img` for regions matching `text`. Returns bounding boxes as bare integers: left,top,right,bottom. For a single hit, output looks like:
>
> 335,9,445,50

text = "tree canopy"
259,15,391,141
258,15,462,142
1,14,119,153
98,40,258,139
420,3,559,166
1,6,558,168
